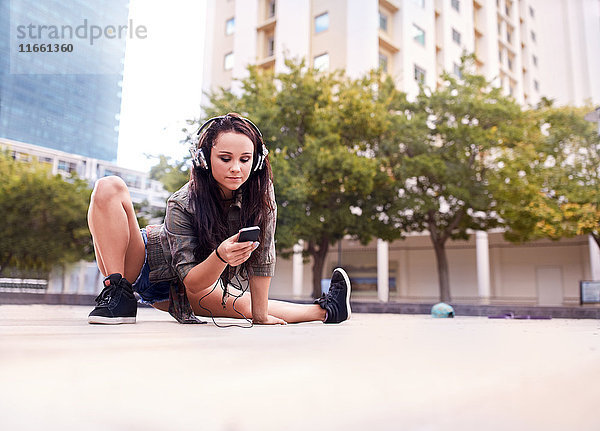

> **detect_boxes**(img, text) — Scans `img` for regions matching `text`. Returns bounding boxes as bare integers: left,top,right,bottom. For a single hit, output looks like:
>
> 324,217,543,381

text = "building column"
397,249,408,299
476,231,491,304
377,239,389,302
292,241,304,298
76,261,87,295
589,235,600,280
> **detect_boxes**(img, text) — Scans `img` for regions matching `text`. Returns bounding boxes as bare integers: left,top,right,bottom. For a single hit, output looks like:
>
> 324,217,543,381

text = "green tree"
379,61,527,302
0,152,92,276
149,155,189,193
498,104,600,247
204,61,399,297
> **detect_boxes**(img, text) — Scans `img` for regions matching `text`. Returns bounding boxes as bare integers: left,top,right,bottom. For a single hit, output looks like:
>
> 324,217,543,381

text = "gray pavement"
1,305,599,431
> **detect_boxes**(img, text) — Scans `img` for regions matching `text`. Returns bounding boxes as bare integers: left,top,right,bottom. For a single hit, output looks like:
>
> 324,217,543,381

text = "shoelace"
95,284,118,306
317,291,329,305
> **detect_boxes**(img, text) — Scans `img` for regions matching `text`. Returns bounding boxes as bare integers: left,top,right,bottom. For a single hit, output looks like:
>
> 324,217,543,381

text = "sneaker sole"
333,268,352,321
88,316,136,324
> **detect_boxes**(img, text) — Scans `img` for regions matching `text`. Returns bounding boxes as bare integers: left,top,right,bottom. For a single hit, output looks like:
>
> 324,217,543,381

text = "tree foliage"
378,59,528,302
151,56,598,302
203,61,400,297
148,154,189,193
498,104,600,246
0,152,93,276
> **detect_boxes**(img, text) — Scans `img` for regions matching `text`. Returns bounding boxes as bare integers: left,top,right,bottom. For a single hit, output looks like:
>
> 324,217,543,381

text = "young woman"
87,113,351,325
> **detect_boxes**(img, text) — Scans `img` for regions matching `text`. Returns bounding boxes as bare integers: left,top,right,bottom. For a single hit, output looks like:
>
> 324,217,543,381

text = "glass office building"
0,0,130,161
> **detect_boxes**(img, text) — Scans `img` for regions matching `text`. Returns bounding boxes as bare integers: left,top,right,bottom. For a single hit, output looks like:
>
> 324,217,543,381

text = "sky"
116,0,207,172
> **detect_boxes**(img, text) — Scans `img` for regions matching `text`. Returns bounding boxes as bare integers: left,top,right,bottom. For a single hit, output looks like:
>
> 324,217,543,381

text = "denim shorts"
132,228,171,305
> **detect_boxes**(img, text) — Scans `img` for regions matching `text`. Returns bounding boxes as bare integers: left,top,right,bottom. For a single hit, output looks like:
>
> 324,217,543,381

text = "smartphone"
238,226,260,242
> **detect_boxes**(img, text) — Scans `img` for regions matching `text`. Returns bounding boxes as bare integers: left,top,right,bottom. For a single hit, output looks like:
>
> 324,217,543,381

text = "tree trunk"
431,238,451,303
309,237,330,298
0,254,11,277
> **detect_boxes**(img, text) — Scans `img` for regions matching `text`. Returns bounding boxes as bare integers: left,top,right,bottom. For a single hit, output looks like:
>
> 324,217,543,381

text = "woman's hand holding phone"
216,228,260,266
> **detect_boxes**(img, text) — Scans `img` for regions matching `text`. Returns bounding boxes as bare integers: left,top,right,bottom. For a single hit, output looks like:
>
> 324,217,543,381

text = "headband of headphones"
189,114,268,173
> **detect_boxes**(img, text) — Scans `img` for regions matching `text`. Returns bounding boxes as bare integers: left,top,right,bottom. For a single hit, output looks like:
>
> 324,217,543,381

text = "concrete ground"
0,305,599,431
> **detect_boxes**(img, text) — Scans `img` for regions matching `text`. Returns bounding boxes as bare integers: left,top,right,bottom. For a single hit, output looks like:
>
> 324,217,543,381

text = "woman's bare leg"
87,176,145,283
185,285,326,323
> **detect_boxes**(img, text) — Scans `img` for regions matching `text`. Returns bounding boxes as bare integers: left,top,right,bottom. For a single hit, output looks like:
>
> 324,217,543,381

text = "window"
451,0,460,12
268,0,276,18
379,11,388,32
531,30,536,42
506,30,512,44
507,57,513,71
267,36,275,57
58,160,76,173
414,64,426,84
379,52,388,73
452,28,461,45
412,24,425,45
315,12,329,33
314,53,329,71
529,6,535,18
224,52,234,70
532,55,538,67
498,49,503,63
534,80,539,91
497,21,502,35
225,17,235,35
453,63,462,78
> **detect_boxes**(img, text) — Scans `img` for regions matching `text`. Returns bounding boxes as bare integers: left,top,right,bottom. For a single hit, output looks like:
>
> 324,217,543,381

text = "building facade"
1,137,169,213
202,0,600,305
203,0,544,105
0,0,129,161
1,137,171,295
269,232,600,306
529,0,600,107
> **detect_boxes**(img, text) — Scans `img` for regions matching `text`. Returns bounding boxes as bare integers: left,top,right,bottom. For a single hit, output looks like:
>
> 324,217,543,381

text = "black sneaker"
88,273,137,324
315,268,352,324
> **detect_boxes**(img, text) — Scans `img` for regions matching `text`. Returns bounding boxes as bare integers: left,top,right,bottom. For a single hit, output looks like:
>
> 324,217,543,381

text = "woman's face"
210,131,255,198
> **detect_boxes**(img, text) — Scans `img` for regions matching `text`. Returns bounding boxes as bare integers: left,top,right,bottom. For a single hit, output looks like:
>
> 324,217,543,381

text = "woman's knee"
91,176,129,206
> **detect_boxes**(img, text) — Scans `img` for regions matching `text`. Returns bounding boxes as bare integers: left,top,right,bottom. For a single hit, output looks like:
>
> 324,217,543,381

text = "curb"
2,293,599,319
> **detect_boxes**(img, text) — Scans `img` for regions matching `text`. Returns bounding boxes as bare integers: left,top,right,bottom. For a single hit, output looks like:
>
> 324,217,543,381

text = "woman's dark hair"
189,112,274,274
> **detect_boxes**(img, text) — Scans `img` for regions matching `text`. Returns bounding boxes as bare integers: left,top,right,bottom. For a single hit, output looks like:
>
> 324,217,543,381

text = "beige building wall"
203,0,235,93
204,0,543,103
269,232,591,306
310,0,348,70
529,0,600,106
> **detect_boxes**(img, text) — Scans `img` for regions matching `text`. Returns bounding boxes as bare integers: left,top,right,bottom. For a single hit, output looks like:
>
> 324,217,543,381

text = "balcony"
379,31,400,53
257,16,276,33
379,0,399,13
256,55,276,69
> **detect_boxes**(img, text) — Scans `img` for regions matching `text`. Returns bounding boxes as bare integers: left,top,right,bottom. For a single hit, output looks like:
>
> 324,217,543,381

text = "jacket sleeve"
163,197,199,282
250,181,277,277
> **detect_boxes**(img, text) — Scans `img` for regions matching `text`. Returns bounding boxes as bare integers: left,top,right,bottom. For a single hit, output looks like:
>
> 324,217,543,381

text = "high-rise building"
0,0,129,161
203,0,543,106
529,0,600,106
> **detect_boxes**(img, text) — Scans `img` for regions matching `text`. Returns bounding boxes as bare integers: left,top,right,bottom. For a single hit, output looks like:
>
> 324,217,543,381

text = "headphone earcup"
189,147,209,171
198,148,209,170
253,143,269,172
